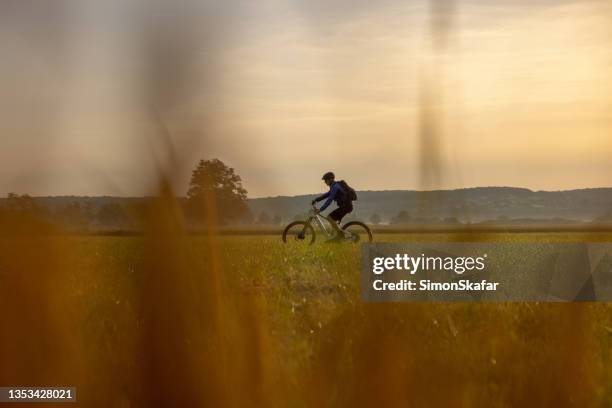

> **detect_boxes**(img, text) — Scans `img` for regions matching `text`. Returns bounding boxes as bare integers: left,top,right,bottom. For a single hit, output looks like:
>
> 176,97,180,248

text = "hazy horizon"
6,184,612,200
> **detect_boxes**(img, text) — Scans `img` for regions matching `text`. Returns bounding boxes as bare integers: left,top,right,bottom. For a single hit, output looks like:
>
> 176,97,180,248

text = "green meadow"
3,232,612,406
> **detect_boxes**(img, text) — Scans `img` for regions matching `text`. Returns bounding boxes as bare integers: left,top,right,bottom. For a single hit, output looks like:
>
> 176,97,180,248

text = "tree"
257,211,271,225
390,210,411,224
239,209,255,225
0,193,53,233
55,201,91,228
443,216,460,225
97,203,130,228
272,214,282,225
6,193,43,215
186,159,248,225
369,213,381,225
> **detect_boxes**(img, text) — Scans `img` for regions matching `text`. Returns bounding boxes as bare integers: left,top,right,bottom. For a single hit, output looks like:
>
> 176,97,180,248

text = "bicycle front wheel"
282,221,316,245
342,221,373,243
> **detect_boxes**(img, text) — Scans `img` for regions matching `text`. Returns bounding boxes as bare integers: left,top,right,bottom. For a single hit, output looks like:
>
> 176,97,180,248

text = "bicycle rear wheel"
342,221,373,243
282,221,316,245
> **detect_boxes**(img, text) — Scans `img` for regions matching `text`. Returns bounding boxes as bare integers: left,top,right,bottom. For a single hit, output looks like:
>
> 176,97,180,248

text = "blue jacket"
314,182,346,211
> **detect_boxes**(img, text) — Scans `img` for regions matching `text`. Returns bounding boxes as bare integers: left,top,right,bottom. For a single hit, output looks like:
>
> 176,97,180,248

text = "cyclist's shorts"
329,203,353,222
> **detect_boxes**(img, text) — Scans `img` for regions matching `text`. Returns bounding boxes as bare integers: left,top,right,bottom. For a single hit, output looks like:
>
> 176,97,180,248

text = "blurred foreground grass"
2,232,612,406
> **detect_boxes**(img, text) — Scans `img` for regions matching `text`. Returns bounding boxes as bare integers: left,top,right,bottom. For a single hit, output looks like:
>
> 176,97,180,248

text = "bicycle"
282,204,373,245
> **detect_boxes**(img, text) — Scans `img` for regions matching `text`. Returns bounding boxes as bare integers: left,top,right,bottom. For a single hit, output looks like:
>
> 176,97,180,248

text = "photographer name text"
371,254,499,292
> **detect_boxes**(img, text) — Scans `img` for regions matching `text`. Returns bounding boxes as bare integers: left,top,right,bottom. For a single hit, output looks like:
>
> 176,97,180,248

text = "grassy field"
2,232,612,406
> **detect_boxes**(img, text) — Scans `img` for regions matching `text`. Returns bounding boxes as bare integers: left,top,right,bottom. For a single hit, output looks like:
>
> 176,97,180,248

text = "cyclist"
311,171,353,241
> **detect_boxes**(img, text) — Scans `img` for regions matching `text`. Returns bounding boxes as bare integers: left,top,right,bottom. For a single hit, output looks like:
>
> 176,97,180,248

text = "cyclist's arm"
319,184,339,211
313,191,329,203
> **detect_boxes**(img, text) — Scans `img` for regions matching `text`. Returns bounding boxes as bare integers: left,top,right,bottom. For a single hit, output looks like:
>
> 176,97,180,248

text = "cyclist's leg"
326,218,342,233
328,205,352,238
326,209,344,238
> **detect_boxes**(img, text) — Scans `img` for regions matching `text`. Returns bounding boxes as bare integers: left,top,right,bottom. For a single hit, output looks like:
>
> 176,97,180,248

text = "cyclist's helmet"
322,171,335,181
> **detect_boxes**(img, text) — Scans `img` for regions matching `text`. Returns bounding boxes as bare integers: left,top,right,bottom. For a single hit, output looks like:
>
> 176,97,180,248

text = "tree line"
1,158,472,231
0,159,284,231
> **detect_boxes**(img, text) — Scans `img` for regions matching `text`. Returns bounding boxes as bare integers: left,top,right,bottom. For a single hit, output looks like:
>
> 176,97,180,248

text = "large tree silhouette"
186,159,248,225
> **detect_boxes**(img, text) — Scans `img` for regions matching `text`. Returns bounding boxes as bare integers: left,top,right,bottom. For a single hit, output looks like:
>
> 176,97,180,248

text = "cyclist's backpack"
338,180,357,202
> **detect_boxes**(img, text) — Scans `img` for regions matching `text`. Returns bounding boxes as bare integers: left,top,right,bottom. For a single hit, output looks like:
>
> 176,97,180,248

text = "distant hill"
3,187,612,227
247,187,612,224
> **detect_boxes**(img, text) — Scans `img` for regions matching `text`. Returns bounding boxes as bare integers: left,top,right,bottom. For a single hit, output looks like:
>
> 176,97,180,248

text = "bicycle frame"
306,206,336,238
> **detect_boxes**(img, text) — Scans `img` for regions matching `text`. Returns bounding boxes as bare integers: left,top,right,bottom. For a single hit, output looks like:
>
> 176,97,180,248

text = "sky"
1,0,611,198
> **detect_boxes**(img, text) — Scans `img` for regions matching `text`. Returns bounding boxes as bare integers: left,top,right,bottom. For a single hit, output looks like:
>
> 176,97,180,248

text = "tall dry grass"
0,203,603,407
0,0,606,406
